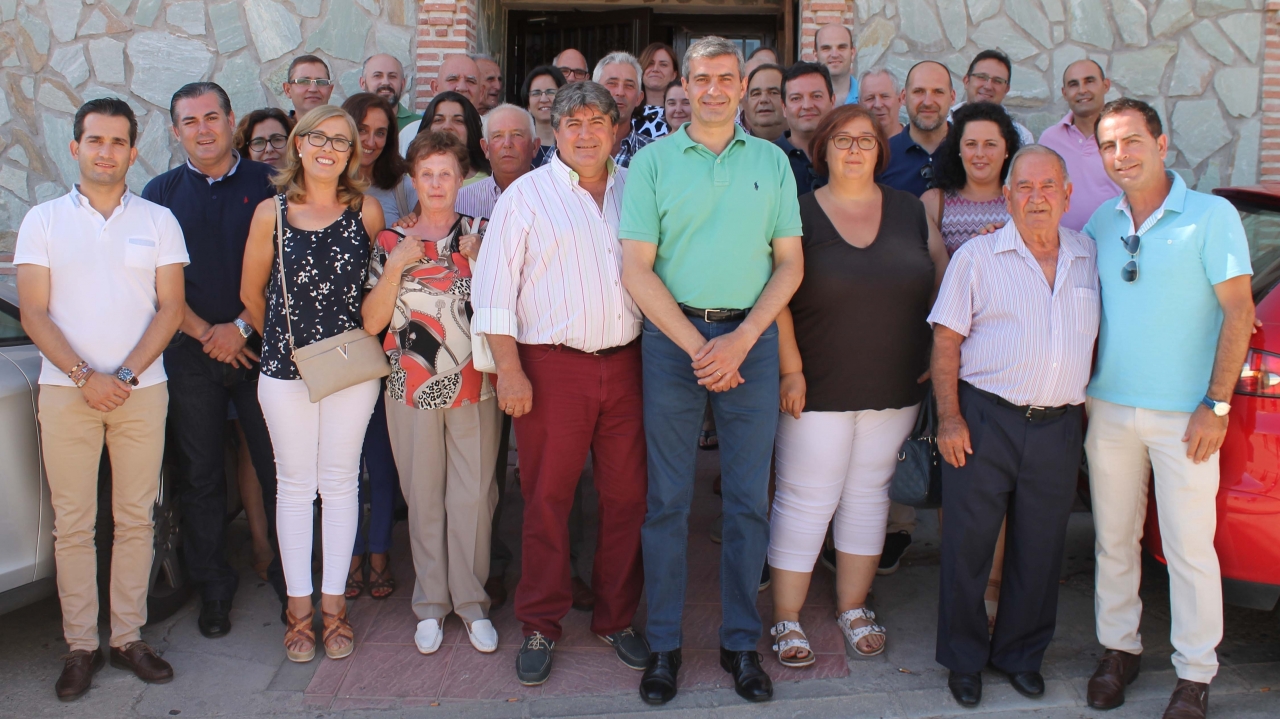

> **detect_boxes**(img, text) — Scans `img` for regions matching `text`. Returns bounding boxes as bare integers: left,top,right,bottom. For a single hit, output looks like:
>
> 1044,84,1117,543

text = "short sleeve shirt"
618,124,803,309
876,126,943,198
1084,172,1253,412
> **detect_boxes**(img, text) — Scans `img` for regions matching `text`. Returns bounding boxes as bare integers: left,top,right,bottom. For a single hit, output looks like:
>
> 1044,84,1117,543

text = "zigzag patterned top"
941,191,1010,257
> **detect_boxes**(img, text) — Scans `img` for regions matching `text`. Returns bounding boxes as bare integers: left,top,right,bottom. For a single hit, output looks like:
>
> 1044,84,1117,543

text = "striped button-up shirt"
454,174,502,219
471,154,642,352
927,222,1100,406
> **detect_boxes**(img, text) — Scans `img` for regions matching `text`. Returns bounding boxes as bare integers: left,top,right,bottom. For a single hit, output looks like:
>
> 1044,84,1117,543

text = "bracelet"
73,367,94,388
67,360,87,380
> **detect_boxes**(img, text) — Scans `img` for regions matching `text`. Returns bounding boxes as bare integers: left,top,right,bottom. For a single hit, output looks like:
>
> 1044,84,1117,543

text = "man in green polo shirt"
619,36,803,707
360,53,421,130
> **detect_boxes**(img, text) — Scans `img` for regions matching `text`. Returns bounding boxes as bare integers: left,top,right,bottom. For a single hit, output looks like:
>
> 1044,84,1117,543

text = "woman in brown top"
767,105,948,665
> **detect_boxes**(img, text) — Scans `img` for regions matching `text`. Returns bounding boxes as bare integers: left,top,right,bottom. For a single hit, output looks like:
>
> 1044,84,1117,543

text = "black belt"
679,304,749,323
964,382,1074,422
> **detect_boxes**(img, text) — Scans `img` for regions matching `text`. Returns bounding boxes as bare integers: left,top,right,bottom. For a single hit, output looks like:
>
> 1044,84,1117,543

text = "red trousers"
512,342,647,640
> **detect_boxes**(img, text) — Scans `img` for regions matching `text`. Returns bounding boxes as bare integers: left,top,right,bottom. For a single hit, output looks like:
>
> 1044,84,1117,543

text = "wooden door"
505,9,652,103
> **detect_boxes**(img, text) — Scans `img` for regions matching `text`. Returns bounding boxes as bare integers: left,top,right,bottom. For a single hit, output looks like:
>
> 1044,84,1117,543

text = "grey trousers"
387,396,502,623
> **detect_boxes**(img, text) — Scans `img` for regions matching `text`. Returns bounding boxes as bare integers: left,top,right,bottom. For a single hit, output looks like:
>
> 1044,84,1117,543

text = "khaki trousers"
1085,397,1223,683
386,396,501,624
38,383,169,652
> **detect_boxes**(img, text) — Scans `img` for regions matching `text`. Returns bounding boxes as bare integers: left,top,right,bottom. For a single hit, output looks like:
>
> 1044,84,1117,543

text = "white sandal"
770,620,816,668
837,607,886,658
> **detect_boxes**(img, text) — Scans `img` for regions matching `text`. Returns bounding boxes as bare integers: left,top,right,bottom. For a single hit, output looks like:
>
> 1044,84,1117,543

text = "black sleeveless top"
261,194,371,380
790,187,935,412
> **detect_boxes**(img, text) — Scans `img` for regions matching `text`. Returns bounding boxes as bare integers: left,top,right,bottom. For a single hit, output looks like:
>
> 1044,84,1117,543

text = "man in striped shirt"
471,82,650,687
927,146,1099,709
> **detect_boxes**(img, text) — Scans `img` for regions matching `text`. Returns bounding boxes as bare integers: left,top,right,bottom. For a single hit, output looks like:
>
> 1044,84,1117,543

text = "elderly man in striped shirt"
927,145,1099,709
472,81,650,687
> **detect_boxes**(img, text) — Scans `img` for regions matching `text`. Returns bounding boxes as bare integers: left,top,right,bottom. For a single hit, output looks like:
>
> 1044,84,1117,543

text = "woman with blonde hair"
240,105,386,663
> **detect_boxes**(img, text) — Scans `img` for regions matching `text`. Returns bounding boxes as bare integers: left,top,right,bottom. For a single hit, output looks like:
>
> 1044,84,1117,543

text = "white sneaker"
415,618,443,654
466,618,498,653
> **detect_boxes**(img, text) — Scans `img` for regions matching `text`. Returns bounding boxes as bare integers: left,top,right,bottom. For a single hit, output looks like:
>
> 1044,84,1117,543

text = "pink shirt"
1038,112,1121,231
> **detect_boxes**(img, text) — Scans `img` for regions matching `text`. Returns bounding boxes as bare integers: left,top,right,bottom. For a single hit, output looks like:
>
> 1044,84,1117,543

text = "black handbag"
888,385,943,509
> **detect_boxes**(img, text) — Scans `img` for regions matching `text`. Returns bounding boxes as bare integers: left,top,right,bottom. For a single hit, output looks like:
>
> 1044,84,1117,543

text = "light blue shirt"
1084,172,1252,412
843,78,860,106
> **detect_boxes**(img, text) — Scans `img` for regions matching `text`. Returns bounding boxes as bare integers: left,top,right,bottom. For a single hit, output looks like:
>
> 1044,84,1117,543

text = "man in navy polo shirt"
142,82,282,637
877,61,954,197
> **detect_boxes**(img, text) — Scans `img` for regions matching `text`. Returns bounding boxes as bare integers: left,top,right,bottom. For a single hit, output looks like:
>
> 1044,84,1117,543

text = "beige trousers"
386,396,501,624
38,383,168,652
1085,397,1223,683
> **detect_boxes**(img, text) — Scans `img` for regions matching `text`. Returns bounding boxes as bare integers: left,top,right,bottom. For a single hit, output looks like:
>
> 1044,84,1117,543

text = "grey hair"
682,36,745,81
1004,145,1071,189
858,66,899,93
471,53,498,65
550,81,620,129
482,103,536,137
592,51,643,84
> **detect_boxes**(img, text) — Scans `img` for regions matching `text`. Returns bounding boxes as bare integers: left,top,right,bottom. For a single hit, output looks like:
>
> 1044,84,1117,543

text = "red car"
1141,184,1280,611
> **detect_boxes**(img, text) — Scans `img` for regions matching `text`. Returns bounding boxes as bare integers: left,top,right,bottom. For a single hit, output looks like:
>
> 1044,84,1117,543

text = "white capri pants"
769,405,918,572
259,376,380,597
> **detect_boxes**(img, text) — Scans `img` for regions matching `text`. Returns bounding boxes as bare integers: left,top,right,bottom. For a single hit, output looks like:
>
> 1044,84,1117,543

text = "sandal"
321,603,355,660
698,428,718,451
770,620,816,668
283,608,316,663
368,554,395,600
837,607,886,657
345,555,367,600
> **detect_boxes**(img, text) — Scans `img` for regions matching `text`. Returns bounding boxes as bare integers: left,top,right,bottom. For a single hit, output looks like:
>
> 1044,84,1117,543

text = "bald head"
815,24,855,81
433,54,482,109
360,53,407,106
483,103,536,138
1061,59,1110,122
904,61,954,133
554,48,590,82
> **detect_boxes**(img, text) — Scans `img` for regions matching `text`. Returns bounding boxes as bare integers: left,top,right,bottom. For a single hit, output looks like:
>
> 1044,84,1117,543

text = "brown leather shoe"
485,576,508,610
1163,679,1209,719
109,641,173,683
1087,649,1141,709
55,649,104,701
571,577,595,611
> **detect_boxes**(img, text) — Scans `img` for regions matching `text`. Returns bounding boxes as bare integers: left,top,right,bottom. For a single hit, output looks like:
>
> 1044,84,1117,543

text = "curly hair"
417,91,490,175
933,102,1022,193
273,105,368,209
234,107,294,157
341,93,407,191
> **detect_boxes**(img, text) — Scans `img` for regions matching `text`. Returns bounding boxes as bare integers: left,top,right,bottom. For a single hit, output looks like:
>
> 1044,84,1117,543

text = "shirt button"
1168,239,1173,244
1053,363,1059,368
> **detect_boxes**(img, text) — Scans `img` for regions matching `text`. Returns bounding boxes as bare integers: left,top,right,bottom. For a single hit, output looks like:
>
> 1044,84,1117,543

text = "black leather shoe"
720,648,773,702
198,600,232,638
639,649,681,705
1008,670,1045,698
948,671,982,707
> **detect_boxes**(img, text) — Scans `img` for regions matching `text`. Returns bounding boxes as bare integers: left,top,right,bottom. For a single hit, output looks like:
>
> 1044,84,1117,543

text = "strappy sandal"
837,607,887,658
698,428,718,450
368,554,395,600
345,555,367,600
321,604,355,660
283,608,316,663
770,620,816,668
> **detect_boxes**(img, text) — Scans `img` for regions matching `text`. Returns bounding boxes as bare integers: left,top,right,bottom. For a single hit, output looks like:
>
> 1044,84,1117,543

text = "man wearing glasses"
554,48,590,83
281,54,334,117
1082,98,1255,719
949,50,1034,147
876,61,953,198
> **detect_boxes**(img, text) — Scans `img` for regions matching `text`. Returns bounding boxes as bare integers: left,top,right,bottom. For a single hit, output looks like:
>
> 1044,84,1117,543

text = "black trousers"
165,334,286,604
936,383,1083,674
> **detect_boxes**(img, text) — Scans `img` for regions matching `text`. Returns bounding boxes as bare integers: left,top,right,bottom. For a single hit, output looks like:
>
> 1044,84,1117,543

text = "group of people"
13,25,1252,719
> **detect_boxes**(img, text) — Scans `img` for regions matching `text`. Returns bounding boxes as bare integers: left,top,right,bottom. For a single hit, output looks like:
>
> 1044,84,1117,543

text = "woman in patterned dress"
360,131,503,656
635,42,679,140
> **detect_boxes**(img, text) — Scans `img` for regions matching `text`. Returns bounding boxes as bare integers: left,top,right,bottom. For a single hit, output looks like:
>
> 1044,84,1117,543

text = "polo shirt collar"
186,150,242,184
775,132,804,157
549,152,618,190
1116,170,1186,228
70,184,133,220
670,123,749,155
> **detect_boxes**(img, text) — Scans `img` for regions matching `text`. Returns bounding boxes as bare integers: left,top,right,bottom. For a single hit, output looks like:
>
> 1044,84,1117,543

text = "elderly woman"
240,105,386,663
416,91,490,184
768,104,948,665
361,130,502,656
522,65,566,167
636,42,679,139
235,108,294,169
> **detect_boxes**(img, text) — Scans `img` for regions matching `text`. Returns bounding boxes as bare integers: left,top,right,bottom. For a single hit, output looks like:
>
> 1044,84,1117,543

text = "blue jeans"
640,316,779,652
354,392,399,556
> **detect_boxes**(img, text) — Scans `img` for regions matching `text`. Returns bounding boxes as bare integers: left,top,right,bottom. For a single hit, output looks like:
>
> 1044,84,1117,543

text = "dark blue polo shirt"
877,126,945,197
774,132,825,196
142,155,276,325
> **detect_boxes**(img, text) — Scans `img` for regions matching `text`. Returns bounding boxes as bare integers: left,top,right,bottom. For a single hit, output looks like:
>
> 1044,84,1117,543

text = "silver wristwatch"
234,318,254,339
115,366,139,387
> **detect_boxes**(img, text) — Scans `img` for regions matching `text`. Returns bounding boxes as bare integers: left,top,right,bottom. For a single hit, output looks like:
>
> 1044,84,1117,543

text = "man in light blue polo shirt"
1082,98,1255,719
619,36,803,707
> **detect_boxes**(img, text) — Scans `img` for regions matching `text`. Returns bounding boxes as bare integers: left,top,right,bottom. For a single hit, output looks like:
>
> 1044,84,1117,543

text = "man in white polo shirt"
15,98,188,701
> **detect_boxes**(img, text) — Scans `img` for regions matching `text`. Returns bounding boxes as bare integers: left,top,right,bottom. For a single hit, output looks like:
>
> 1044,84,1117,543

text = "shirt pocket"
1069,287,1100,338
124,237,158,270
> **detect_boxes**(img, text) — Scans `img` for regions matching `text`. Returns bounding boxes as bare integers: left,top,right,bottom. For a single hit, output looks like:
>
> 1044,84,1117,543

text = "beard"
377,84,402,106
911,110,945,133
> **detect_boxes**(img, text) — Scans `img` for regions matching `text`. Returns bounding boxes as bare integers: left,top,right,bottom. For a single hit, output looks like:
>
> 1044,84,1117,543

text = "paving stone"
292,0,322,17
1068,0,1114,49
1052,44,1089,84
1168,37,1213,96
104,0,131,13
857,17,897,74
134,0,161,27
36,79,79,114
17,8,50,71
35,182,62,204
1007,63,1051,105
972,17,1040,61
49,44,89,88
46,0,82,43
1042,0,1066,23
41,113,77,187
76,8,107,36
244,0,301,62
0,165,28,201
0,0,14,22
166,1,206,35
215,53,268,115
209,2,248,54
1009,0,1052,47
1171,98,1231,167
1109,43,1176,96
6,143,27,167
87,37,125,85
1195,160,1222,193
1151,0,1195,37
1214,66,1259,117
126,31,214,106
375,23,414,70
127,157,153,191
1196,0,1250,13
307,0,374,62
1112,0,1148,47
0,188,30,236
1053,24,1065,43
1218,12,1262,62
936,0,968,51
1036,53,1050,71
136,110,172,174
1190,21,1237,63
966,0,1001,24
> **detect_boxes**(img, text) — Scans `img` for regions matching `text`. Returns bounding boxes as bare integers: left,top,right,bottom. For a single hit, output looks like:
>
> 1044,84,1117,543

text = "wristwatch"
115,366,139,387
233,317,254,339
1201,395,1231,417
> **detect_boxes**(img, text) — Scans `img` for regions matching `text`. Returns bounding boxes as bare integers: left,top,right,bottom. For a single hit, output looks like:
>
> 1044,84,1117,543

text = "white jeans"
1085,397,1223,683
769,405,918,571
259,376,380,597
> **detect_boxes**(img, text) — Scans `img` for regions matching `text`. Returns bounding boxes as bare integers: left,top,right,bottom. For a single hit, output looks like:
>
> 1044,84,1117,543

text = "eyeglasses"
528,89,558,99
557,67,589,81
968,72,1009,88
288,78,333,88
1120,234,1141,283
831,134,879,151
301,132,353,152
919,163,936,190
248,134,288,152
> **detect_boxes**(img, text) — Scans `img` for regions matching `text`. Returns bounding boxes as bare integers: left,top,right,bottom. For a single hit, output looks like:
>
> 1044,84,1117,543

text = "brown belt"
527,338,639,357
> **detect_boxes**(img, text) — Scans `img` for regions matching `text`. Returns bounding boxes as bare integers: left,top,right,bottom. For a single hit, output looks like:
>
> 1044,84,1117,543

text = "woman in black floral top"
635,43,679,140
241,105,385,666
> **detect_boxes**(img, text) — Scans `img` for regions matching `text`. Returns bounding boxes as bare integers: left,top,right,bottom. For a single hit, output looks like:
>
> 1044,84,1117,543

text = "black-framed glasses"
968,72,1009,88
288,77,333,87
302,132,353,152
528,88,558,99
831,134,879,151
557,66,589,81
1120,234,1141,283
919,163,936,190
248,134,288,152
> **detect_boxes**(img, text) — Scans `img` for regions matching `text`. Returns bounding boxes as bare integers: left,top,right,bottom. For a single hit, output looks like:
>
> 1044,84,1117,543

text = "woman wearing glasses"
521,65,566,167
767,105,948,665
235,108,294,169
240,106,386,664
